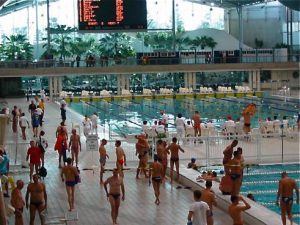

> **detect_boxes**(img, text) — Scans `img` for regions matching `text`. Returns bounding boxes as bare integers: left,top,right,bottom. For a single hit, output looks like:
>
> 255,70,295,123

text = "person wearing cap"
0,148,10,197
187,158,198,170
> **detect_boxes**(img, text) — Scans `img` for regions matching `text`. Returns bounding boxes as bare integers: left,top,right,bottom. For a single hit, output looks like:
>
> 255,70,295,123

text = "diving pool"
240,163,300,224
68,96,299,136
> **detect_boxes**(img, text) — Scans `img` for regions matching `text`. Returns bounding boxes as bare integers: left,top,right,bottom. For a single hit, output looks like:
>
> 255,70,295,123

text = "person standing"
26,141,41,182
68,129,81,166
25,174,47,225
54,126,68,168
37,130,48,167
91,112,99,134
187,190,210,225
160,110,168,129
228,151,242,196
28,101,36,117
156,140,169,181
11,180,25,225
222,140,238,175
276,172,299,225
135,134,149,179
104,169,125,225
115,140,126,177
60,105,66,123
149,155,163,205
166,137,185,183
76,55,81,68
192,111,201,138
175,113,186,141
82,115,91,137
228,196,251,225
201,181,217,225
0,148,10,197
31,109,40,137
61,158,79,211
38,99,45,127
19,113,30,140
99,139,109,184
11,105,19,133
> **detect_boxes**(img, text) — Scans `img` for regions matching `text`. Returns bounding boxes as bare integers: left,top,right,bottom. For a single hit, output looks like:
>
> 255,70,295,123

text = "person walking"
19,113,30,140
61,158,79,211
37,131,48,167
149,155,163,205
104,169,125,225
26,140,41,182
99,139,109,184
187,190,210,225
68,129,81,166
25,174,47,225
11,180,25,225
276,171,299,225
115,140,126,177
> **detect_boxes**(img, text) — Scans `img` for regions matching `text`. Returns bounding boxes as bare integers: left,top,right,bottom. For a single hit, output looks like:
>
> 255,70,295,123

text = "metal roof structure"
186,0,300,11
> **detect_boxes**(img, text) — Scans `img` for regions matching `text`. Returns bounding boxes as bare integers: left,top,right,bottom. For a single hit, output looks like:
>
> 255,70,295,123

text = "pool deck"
1,97,299,225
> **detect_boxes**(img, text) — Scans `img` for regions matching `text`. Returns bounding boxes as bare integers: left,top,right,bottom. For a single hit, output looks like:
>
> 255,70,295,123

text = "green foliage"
190,36,217,51
43,25,77,60
98,33,135,58
0,34,33,61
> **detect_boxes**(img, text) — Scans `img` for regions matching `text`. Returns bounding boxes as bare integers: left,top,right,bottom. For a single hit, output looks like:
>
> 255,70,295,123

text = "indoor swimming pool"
67,95,299,136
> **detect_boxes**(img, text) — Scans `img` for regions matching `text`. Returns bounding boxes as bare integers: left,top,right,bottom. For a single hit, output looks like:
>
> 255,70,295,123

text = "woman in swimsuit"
149,155,163,205
61,158,79,211
166,137,185,183
156,140,169,181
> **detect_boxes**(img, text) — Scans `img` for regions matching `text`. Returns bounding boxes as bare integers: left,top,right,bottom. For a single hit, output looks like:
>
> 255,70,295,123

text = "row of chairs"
159,88,173,94
100,90,111,97
235,86,252,92
142,88,152,95
217,86,234,92
178,87,194,94
121,89,132,96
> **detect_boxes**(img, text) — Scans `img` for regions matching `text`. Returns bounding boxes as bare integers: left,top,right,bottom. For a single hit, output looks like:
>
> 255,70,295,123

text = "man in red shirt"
26,141,41,182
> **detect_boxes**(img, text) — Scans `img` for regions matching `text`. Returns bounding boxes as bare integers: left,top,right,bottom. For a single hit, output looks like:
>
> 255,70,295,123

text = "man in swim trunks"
104,169,125,225
192,111,201,137
68,129,81,166
242,112,251,134
166,137,185,183
26,140,41,182
25,174,47,225
156,140,169,181
61,158,79,211
149,155,163,205
11,180,25,225
99,139,109,184
201,181,217,225
228,195,251,225
276,172,299,225
223,140,238,175
115,140,126,177
227,151,242,196
135,134,149,179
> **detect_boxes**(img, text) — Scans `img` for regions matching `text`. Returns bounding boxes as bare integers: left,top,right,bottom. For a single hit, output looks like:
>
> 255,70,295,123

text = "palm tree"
190,36,209,50
98,33,135,59
206,37,217,53
43,25,77,60
3,34,33,60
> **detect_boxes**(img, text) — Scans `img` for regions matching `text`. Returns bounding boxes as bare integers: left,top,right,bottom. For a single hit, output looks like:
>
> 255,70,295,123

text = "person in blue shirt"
0,148,10,197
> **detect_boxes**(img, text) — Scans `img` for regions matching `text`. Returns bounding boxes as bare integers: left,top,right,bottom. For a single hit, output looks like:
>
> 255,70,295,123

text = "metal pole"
35,0,39,59
46,0,50,54
281,124,284,163
172,0,176,51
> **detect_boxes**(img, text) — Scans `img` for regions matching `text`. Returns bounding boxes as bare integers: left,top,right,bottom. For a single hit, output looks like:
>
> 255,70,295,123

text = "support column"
57,76,63,94
191,72,197,90
117,75,121,95
48,77,54,100
248,71,253,90
184,72,189,88
257,70,261,91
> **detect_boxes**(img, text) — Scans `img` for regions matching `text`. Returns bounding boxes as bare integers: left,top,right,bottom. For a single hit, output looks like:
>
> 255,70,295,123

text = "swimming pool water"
68,96,299,136
240,163,300,223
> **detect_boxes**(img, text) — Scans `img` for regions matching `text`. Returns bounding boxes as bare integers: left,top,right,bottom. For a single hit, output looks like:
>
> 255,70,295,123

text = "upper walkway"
0,59,299,77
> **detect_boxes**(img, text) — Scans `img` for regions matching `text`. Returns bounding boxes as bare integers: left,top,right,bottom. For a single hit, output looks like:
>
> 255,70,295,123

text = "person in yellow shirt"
38,99,45,126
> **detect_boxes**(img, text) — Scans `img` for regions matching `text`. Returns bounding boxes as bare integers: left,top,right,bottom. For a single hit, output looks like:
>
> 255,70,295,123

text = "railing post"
257,133,261,164
206,136,210,167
